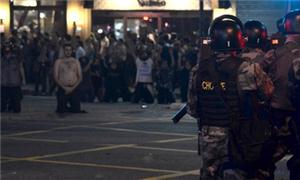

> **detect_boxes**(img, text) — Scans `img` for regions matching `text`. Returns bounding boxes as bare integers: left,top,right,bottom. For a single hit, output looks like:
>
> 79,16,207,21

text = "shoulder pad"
275,41,299,58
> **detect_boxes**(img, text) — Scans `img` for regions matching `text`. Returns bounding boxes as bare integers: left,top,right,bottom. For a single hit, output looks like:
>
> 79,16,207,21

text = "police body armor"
196,55,244,127
196,55,273,171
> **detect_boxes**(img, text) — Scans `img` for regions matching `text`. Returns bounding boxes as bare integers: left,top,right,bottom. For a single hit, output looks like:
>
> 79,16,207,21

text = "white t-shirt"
76,46,86,60
135,58,153,83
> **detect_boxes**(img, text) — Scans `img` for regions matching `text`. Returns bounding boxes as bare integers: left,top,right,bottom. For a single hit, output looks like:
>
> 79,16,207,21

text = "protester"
54,43,83,113
78,56,94,102
1,40,26,113
131,44,155,104
156,61,175,104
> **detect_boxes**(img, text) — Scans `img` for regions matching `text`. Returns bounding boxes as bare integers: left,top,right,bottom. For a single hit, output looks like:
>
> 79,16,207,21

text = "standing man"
75,41,86,60
188,15,246,179
237,20,276,179
260,9,300,180
288,56,300,180
54,43,82,113
188,15,272,179
132,44,155,104
240,20,273,119
1,40,26,113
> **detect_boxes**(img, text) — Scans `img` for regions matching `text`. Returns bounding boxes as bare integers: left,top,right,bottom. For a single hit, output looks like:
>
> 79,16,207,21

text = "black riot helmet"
244,20,268,48
283,9,300,34
209,15,245,52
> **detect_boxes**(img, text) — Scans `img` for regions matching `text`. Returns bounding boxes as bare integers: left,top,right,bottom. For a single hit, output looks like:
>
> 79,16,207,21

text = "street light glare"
39,12,46,19
70,12,79,22
97,28,104,34
0,10,7,20
143,16,149,21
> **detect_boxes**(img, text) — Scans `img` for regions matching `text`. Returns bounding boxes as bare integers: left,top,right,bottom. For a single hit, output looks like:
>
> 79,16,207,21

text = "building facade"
92,0,218,39
1,0,295,39
236,0,298,34
1,0,235,39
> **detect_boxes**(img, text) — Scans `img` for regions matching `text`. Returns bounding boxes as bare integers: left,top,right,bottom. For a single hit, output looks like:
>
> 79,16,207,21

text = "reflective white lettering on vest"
201,81,226,91
202,81,214,90
220,82,226,90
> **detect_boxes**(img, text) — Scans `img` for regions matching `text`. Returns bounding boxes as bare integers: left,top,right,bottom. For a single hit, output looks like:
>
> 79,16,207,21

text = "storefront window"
11,0,66,34
13,0,59,6
127,18,141,35
114,19,124,40
13,10,38,31
127,18,158,37
39,11,54,33
39,10,66,34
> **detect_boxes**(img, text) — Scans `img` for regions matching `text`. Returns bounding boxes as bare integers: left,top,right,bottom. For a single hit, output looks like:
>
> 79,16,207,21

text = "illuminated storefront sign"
137,0,166,7
94,0,213,10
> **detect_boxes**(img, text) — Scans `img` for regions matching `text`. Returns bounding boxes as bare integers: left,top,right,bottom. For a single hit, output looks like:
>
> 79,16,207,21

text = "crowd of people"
1,28,200,113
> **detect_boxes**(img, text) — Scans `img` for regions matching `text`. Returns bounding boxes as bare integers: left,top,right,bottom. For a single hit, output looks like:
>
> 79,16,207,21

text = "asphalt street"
1,96,200,180
1,96,289,180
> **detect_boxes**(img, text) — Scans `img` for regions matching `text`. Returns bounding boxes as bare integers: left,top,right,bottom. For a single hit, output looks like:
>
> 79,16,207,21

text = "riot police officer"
240,20,273,120
260,9,300,180
188,15,245,179
188,15,241,179
288,56,300,180
188,14,274,179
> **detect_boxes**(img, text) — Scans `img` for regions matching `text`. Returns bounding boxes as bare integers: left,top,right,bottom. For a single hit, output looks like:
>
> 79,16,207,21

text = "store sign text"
137,0,166,6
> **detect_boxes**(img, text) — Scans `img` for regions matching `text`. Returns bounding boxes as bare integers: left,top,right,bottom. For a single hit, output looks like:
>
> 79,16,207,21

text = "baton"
172,104,187,124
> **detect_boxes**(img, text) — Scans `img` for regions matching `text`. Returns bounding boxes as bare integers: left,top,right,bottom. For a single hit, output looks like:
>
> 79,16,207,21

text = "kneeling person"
54,44,83,113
